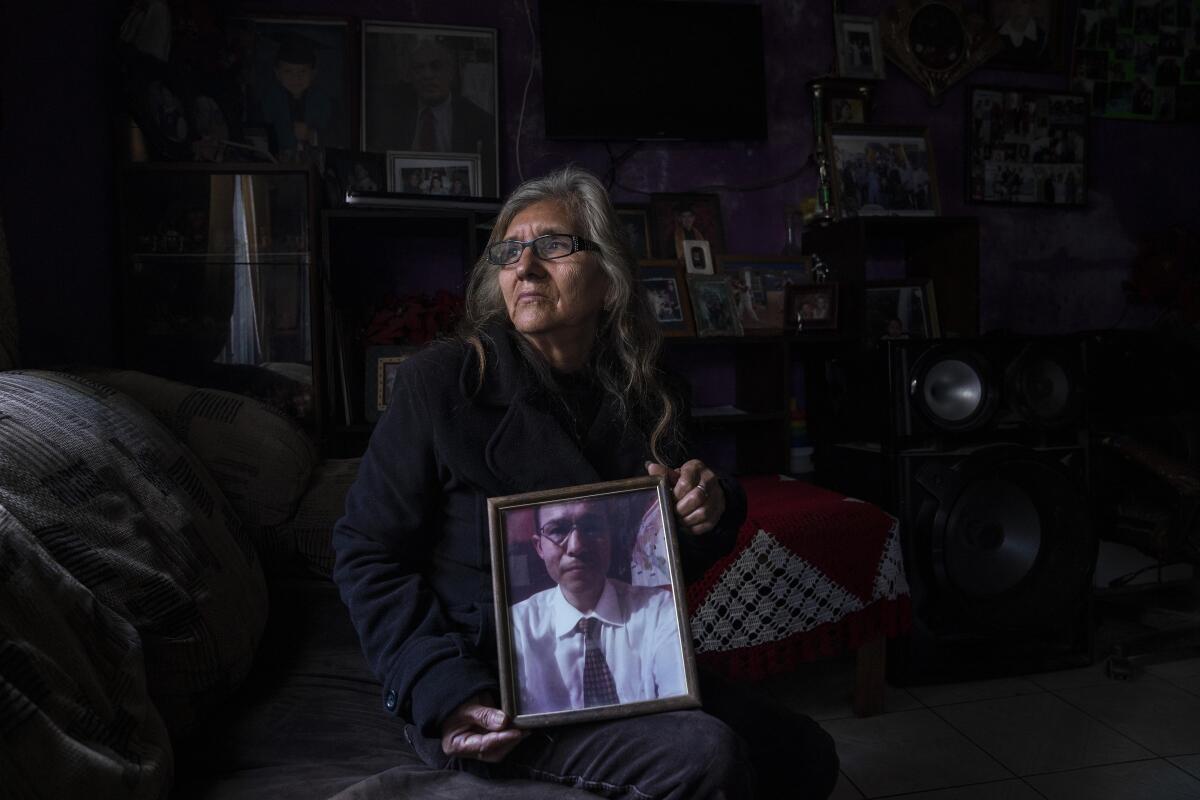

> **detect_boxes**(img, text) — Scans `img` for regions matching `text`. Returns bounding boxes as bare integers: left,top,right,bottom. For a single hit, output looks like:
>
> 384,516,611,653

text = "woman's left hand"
646,458,725,536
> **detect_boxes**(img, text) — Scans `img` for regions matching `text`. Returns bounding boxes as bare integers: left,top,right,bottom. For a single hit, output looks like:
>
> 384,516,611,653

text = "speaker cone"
910,348,996,432
1006,345,1079,428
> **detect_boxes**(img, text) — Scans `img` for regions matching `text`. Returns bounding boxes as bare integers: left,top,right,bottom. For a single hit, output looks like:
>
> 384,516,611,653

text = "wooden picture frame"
365,344,419,422
865,279,940,341
638,260,696,337
616,205,653,260
786,283,840,333
362,21,499,196
834,14,887,79
687,275,744,337
716,255,813,333
386,150,481,195
984,0,1066,71
966,87,1088,207
682,240,714,275
488,475,701,728
648,193,726,262
826,125,941,218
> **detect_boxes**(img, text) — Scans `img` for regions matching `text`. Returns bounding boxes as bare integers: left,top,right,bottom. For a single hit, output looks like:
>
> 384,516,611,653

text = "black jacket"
332,325,746,738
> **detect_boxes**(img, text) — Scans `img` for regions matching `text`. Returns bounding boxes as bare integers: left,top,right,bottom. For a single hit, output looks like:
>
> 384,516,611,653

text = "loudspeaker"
818,336,1097,684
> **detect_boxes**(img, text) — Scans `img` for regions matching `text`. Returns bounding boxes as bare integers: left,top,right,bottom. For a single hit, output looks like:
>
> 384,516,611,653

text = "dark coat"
332,326,745,739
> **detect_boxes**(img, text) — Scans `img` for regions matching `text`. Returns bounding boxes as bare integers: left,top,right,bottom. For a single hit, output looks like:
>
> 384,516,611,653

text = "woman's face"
498,200,610,347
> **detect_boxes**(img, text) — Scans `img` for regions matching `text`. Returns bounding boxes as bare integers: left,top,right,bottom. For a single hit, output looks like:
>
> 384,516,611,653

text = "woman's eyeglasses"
486,234,597,267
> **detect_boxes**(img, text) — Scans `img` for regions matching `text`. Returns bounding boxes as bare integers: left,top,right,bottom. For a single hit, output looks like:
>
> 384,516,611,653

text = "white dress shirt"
509,579,687,716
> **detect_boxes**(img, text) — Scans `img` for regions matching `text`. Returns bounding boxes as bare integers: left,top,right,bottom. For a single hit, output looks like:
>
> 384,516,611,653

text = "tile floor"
769,653,1200,799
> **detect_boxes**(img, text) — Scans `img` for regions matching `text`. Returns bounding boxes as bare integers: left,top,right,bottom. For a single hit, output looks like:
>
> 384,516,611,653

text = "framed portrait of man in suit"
362,22,499,198
488,476,701,728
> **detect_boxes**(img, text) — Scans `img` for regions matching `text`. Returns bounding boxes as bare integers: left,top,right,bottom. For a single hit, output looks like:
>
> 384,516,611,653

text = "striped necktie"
578,617,619,707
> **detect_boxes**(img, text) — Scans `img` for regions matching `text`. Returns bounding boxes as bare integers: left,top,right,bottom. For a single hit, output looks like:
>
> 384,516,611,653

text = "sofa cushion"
75,368,318,532
0,510,173,799
0,370,268,735
268,458,361,577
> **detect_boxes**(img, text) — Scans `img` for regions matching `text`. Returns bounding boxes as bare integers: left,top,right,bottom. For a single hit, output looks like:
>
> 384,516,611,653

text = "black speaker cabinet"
818,336,1098,684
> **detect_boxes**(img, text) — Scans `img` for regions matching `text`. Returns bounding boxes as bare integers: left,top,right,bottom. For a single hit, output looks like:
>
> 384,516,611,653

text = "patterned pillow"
0,370,268,735
268,458,361,577
0,510,173,798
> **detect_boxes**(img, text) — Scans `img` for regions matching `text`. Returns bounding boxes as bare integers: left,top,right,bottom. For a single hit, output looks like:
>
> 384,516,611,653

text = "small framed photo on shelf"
834,14,887,80
826,125,941,218
324,148,387,199
365,345,419,422
984,0,1065,72
361,21,499,197
638,260,695,337
682,240,714,275
865,279,940,341
648,193,726,262
966,87,1087,207
488,475,701,728
786,283,840,333
688,275,744,337
808,78,877,128
616,205,653,260
717,255,813,333
386,151,481,195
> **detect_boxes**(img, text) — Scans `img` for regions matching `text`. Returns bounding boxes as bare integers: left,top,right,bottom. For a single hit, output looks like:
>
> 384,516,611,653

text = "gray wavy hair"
460,165,681,465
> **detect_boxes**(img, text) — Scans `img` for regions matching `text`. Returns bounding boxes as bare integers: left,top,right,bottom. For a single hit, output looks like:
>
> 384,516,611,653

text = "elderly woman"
333,167,837,799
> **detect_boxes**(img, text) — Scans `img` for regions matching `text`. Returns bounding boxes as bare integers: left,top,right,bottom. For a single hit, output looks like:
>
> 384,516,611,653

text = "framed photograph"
967,87,1087,206
834,14,887,80
682,240,714,275
985,0,1066,71
786,283,840,333
386,150,480,195
716,255,813,333
488,475,701,727
616,205,653,260
365,345,419,423
648,193,726,262
323,148,387,200
826,125,941,218
638,261,695,337
228,17,354,158
687,275,744,337
362,22,499,196
865,279,940,341
880,0,1003,103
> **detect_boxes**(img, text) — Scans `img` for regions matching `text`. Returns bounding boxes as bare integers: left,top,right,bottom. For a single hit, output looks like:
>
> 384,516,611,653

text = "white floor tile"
877,779,1044,800
1025,759,1200,800
906,676,1043,707
830,771,864,799
1055,676,1200,756
1170,755,1200,781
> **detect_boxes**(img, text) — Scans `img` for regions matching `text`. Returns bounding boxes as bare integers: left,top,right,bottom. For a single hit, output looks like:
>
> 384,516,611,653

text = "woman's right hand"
440,693,526,763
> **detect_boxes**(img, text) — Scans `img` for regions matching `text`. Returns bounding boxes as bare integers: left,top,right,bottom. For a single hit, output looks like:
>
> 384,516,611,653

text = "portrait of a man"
363,24,498,196
989,0,1061,69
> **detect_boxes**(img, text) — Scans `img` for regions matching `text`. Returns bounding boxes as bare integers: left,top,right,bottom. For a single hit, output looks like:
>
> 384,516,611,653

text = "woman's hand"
646,458,726,536
440,693,525,763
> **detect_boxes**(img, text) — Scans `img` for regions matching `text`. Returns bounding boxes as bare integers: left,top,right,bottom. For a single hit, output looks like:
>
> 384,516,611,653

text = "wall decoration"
826,125,941,218
835,14,888,79
716,255,813,333
881,0,1004,103
786,283,840,333
967,87,1088,206
386,151,480,195
682,240,714,275
648,193,726,262
865,279,940,340
362,22,499,196
616,205,653,260
1070,0,1200,121
365,345,419,423
687,275,743,337
638,260,695,337
983,0,1066,71
323,148,386,202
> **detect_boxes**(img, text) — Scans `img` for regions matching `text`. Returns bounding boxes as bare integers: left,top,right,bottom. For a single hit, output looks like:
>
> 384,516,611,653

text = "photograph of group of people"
968,88,1088,205
1069,0,1200,121
827,128,940,218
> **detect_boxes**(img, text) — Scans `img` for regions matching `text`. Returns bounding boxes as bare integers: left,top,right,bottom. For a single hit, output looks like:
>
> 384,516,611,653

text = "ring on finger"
695,480,709,499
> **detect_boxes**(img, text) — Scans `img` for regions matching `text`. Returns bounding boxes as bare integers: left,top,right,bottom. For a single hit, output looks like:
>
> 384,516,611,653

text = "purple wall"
2,0,1196,366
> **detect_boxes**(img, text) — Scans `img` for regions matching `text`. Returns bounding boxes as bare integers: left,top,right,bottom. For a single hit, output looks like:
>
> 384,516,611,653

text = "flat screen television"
539,0,768,141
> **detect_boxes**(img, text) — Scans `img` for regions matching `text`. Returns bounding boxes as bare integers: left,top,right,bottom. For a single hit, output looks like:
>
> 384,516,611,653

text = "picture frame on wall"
967,87,1087,206
361,21,499,196
386,150,480,195
616,205,653,260
648,193,726,262
488,476,701,727
826,125,941,218
365,344,419,423
984,0,1066,71
786,283,840,334
864,279,940,341
834,14,887,79
638,260,696,337
716,255,813,333
687,275,743,337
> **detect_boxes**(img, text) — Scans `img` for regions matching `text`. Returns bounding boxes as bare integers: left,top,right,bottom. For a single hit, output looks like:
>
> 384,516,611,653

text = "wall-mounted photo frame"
865,279,940,341
616,205,653,261
786,283,840,333
967,87,1088,206
834,14,887,79
687,275,744,337
638,260,695,337
386,150,481,196
826,125,941,218
984,0,1066,71
365,344,419,423
880,0,1003,103
488,475,701,728
362,21,499,196
682,239,714,275
648,193,726,262
716,255,813,333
